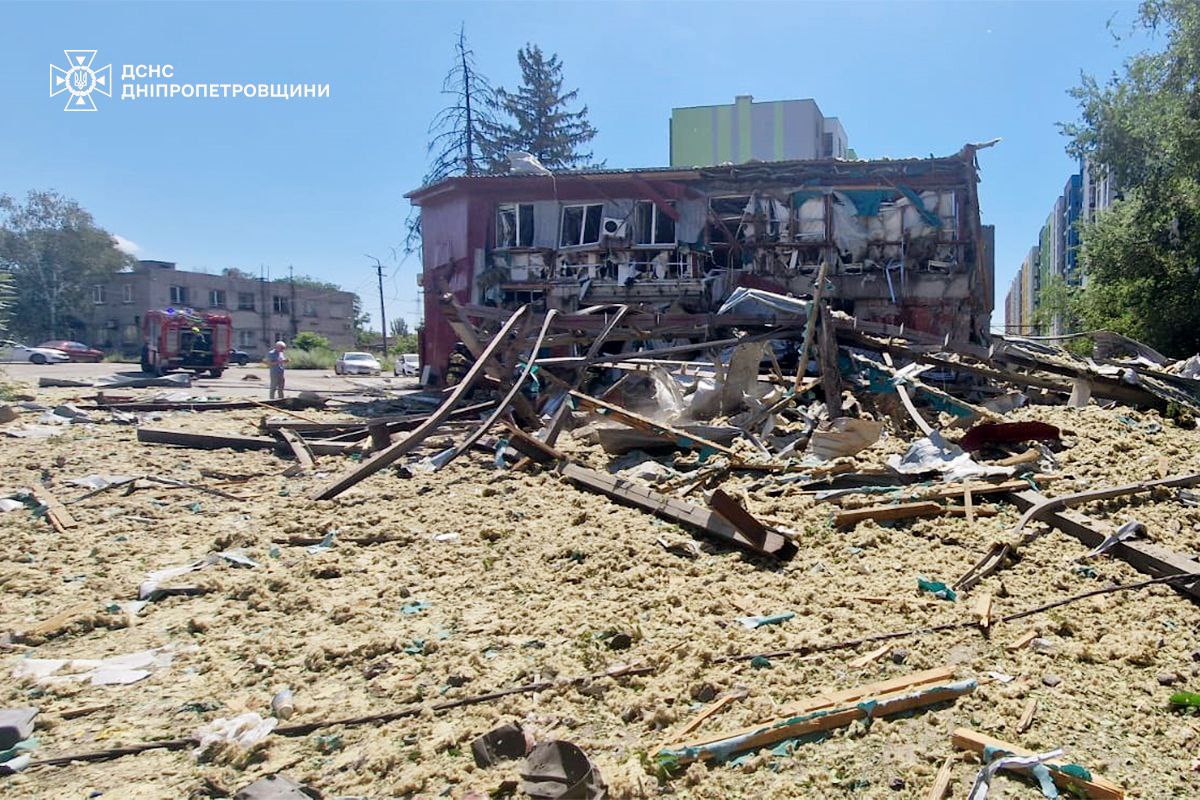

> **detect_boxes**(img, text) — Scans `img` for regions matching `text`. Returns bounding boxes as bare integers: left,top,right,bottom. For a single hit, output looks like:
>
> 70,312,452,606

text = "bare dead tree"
405,25,498,254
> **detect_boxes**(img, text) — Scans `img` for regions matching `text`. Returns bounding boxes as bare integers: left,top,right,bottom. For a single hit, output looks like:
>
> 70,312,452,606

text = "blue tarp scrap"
897,185,942,227
842,189,894,217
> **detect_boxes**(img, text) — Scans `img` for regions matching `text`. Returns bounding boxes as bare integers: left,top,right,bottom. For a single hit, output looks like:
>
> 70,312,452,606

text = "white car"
334,351,381,376
394,353,420,377
0,340,72,365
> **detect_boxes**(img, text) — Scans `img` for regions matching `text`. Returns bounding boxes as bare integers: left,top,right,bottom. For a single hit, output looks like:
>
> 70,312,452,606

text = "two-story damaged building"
408,144,994,380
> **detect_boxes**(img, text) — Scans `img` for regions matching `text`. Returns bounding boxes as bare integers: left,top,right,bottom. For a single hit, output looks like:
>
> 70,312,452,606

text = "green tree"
1062,0,1200,356
0,190,133,341
484,44,598,172
292,331,330,351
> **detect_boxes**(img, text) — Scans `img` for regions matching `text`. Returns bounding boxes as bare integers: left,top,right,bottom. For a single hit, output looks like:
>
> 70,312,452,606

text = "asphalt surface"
0,360,421,398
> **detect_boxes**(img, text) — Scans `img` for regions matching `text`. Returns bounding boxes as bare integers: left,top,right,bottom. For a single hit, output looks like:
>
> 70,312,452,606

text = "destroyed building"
409,144,996,383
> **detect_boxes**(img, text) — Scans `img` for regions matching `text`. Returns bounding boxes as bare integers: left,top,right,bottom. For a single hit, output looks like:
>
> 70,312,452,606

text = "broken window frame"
559,203,603,248
633,201,676,247
496,203,535,249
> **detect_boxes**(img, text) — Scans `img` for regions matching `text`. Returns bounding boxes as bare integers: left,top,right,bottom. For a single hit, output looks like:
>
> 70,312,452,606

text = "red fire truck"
141,308,233,378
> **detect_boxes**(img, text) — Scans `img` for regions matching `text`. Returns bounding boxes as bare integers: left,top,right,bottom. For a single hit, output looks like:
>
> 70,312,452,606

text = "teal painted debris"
917,577,957,601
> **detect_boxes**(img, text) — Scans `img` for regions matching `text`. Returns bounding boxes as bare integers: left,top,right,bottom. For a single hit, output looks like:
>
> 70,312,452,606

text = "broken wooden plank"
311,305,530,500
848,644,890,669
928,755,956,800
137,427,352,456
973,592,993,630
706,489,771,551
1017,698,1038,734
665,689,747,745
1006,629,1038,652
661,672,975,765
568,390,739,459
29,485,77,531
951,727,1124,800
500,422,567,465
276,428,316,471
557,462,795,559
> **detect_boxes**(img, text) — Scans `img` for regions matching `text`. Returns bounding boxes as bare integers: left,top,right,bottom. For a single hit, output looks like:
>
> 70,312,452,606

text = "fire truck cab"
141,308,232,378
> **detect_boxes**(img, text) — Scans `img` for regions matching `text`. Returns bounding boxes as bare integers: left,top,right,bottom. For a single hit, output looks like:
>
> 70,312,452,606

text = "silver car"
334,351,381,376
0,340,72,365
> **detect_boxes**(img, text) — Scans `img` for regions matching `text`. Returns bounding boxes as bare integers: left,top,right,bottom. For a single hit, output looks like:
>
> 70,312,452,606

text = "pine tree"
485,44,598,173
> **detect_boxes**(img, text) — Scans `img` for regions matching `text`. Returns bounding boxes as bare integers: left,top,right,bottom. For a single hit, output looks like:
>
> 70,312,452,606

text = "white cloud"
113,234,140,255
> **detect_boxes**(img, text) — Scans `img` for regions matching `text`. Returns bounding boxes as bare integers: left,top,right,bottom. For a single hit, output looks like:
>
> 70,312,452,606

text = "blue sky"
0,1,1152,329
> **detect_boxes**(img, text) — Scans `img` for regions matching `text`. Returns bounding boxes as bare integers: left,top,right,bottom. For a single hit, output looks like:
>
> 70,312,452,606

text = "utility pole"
367,255,387,357
288,265,298,339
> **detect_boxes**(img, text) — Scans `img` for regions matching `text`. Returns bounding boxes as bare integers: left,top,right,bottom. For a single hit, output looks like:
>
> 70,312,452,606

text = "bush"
287,347,337,370
292,331,330,351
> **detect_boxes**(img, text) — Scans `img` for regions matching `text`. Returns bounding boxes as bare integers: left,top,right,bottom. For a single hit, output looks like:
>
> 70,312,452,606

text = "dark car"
228,349,252,366
39,340,104,362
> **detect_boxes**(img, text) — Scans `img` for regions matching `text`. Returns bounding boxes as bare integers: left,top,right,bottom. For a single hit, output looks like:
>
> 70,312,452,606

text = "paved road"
0,361,421,398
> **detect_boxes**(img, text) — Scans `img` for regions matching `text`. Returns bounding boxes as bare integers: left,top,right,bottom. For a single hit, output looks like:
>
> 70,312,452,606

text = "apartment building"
408,144,994,381
670,95,849,167
83,260,357,357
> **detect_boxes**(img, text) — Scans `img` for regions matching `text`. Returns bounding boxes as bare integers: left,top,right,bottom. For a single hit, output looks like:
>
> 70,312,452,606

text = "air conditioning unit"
600,217,627,240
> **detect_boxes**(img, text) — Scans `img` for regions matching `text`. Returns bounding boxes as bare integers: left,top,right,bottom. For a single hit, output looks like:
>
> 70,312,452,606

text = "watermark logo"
50,50,112,112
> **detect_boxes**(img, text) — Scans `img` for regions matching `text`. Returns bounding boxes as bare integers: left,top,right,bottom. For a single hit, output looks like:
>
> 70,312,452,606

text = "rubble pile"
3,296,1200,798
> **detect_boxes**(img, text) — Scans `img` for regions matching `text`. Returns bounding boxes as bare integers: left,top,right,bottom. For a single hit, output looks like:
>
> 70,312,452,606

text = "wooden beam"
834,501,999,528
310,305,530,500
951,727,1124,800
437,310,557,470
707,489,770,551
817,302,843,418
1004,489,1200,599
276,428,316,471
568,390,739,459
557,462,795,559
792,261,827,391
138,427,352,457
662,674,975,765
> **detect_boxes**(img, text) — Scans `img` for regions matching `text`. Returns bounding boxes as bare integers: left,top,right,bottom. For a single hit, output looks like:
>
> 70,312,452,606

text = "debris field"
3,298,1200,799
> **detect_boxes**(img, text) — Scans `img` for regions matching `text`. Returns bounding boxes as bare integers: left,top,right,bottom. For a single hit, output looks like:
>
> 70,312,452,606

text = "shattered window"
496,203,534,248
634,201,676,245
560,203,603,247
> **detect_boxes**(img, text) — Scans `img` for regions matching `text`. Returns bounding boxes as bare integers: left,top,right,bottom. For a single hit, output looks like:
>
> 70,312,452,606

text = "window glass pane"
518,204,534,247
497,205,517,248
582,205,602,244
634,202,653,244
656,207,676,244
560,206,584,246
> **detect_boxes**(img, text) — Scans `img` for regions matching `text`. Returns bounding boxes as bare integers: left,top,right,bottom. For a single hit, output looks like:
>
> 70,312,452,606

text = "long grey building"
83,260,357,357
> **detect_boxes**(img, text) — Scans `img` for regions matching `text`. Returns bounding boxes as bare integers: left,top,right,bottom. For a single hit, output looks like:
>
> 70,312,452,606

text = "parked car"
228,349,252,366
335,351,381,376
38,340,104,363
393,353,420,377
0,340,71,365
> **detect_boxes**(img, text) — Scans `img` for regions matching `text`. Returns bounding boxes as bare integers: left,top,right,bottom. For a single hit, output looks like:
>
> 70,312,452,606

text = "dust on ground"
2,387,1199,799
